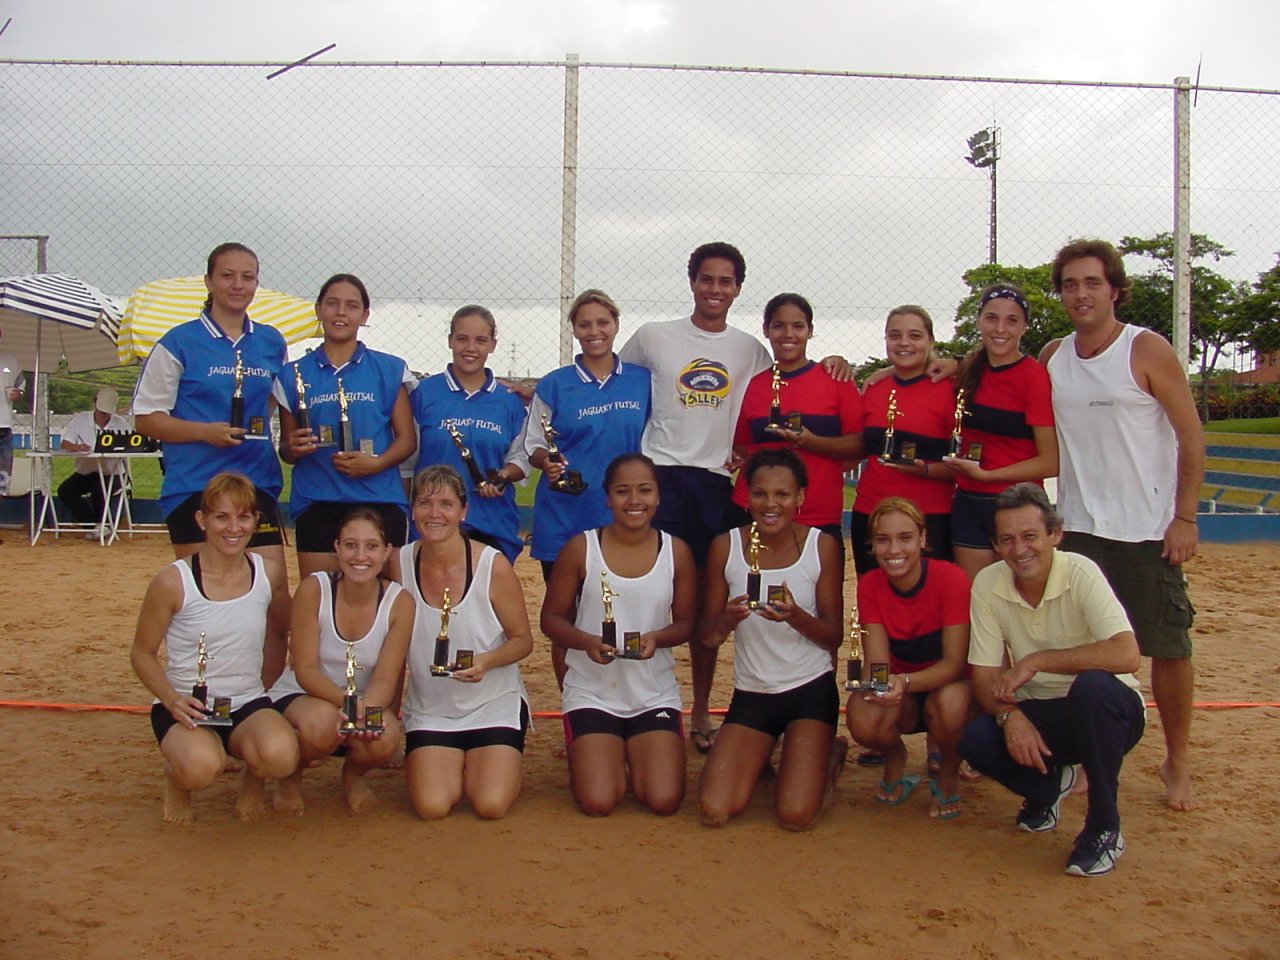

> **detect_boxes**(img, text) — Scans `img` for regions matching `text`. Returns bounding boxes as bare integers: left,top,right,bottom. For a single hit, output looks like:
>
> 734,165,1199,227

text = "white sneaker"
84,525,102,541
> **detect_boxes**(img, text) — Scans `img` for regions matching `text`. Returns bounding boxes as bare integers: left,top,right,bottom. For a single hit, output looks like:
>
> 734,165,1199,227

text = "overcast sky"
4,0,1277,88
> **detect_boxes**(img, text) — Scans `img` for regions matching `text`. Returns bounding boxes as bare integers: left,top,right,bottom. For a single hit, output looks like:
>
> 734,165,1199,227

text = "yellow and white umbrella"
118,276,321,363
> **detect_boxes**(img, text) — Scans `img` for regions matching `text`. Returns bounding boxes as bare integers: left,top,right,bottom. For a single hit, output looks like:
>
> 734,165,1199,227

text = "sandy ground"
0,532,1277,959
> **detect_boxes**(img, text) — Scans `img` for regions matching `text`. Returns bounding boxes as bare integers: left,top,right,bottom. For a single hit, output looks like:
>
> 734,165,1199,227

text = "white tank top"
563,530,682,716
161,553,271,709
398,541,527,732
1048,324,1177,541
270,572,403,699
724,526,831,693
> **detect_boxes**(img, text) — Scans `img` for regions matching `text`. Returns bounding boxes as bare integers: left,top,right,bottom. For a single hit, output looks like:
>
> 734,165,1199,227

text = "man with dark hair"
1041,238,1203,811
962,483,1145,877
620,242,771,750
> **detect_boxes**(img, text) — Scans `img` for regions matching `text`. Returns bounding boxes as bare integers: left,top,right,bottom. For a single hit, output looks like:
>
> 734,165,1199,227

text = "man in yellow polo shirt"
962,482,1146,877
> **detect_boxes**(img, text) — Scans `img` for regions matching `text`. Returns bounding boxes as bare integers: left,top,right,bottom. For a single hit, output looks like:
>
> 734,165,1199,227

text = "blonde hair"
199,472,258,515
867,496,926,538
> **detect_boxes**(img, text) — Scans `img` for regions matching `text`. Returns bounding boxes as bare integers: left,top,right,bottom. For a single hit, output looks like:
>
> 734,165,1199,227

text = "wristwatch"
995,709,1017,727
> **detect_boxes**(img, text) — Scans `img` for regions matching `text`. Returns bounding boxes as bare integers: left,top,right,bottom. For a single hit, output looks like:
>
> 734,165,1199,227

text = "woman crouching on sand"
698,449,847,830
388,466,534,819
270,507,414,814
130,472,297,823
541,453,696,816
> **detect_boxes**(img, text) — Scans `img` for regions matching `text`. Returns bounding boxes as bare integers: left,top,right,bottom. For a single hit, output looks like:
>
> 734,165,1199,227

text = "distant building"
1236,350,1280,385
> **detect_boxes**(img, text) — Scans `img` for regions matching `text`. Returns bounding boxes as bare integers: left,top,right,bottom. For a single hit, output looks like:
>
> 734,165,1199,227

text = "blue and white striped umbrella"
0,273,123,373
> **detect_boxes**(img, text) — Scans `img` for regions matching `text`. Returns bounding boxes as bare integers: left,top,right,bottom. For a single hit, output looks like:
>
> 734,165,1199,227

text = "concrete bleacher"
1198,432,1280,542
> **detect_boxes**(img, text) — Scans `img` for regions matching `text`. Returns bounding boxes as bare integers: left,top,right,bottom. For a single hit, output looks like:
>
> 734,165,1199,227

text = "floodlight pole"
987,148,998,265
558,53,580,367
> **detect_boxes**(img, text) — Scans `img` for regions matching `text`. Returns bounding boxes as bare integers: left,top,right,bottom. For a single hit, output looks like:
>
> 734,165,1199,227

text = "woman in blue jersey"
524,289,650,693
130,472,297,823
410,305,529,563
541,453,696,816
276,274,418,578
134,243,287,562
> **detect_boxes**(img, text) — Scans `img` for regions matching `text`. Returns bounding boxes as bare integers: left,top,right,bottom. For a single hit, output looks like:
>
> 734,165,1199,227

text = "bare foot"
222,757,243,774
163,781,194,825
235,772,268,821
822,736,849,813
274,769,305,817
1160,757,1198,811
958,760,982,783
382,742,405,770
1071,765,1089,797
343,769,378,814
551,739,567,760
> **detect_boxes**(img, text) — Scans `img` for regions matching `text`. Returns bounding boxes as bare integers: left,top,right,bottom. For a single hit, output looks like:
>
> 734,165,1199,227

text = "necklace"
1081,322,1123,359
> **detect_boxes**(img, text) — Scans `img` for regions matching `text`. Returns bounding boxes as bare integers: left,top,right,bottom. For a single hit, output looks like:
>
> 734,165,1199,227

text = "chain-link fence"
3,59,1279,385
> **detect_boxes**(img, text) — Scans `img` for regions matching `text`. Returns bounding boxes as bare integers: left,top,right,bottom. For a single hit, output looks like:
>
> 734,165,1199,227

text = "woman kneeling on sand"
130,472,298,823
271,507,414,814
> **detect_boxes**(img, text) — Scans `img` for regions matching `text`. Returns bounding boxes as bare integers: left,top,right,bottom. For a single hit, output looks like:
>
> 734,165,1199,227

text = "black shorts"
294,501,409,553
902,690,931,735
149,696,276,748
652,465,734,567
724,672,839,740
166,489,285,548
850,509,953,576
405,701,530,754
950,489,998,550
562,706,684,745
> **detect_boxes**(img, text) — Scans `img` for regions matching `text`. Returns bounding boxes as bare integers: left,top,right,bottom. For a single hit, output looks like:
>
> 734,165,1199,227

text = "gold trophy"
947,387,982,462
292,365,311,433
768,362,785,428
338,642,363,733
843,604,870,692
192,632,232,726
540,414,586,495
879,389,916,464
599,572,618,659
229,350,246,430
336,377,356,453
445,420,504,491
430,587,454,677
746,521,766,609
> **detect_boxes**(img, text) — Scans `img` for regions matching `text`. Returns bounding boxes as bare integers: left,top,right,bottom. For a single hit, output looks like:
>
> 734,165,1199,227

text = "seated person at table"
961,483,1145,877
57,386,130,533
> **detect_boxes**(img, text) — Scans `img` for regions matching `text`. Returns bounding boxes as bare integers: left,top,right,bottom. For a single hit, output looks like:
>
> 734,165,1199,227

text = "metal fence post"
559,53,580,367
1173,75,1192,372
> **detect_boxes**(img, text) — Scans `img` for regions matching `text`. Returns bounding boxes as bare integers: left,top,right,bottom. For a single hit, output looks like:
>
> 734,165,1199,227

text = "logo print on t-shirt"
676,357,731,409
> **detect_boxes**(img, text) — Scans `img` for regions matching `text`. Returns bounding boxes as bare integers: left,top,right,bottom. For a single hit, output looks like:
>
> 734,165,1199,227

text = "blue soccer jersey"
411,366,529,562
274,342,414,518
523,356,650,562
133,313,285,516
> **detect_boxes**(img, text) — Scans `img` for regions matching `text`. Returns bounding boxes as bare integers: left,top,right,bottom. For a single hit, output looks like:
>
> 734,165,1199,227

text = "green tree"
951,262,1069,359
1238,252,1280,359
1118,233,1252,406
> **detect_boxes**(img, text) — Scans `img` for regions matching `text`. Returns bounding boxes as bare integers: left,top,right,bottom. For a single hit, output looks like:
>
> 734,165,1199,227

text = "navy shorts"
294,500,409,553
562,706,685,745
724,672,840,740
150,696,276,749
166,489,285,548
652,465,734,567
405,701,530,753
950,489,998,550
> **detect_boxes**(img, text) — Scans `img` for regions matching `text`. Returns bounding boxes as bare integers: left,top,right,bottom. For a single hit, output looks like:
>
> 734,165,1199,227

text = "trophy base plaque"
195,693,234,727
551,471,587,495
612,630,645,660
362,705,386,736
314,425,338,449
453,650,474,671
242,415,271,441
880,439,918,464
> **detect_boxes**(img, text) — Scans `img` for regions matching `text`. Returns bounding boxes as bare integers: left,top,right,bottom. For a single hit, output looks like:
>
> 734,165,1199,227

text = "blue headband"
979,286,1029,318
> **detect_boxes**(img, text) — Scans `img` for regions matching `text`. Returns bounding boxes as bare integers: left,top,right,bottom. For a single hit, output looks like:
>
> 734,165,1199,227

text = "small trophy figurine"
540,415,587,495
192,632,232,726
430,587,453,677
746,522,766,609
336,377,355,453
880,389,917,464
229,350,246,430
339,642,363,733
293,365,311,432
599,572,618,659
445,420,495,491
768,362,785,428
844,606,869,691
947,388,982,462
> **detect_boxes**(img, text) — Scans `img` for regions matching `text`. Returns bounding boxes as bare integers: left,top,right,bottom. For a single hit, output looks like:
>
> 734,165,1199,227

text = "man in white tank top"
1040,239,1204,812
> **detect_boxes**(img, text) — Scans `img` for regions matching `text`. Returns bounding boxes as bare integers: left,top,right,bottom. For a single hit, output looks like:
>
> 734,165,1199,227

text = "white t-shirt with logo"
618,317,769,475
